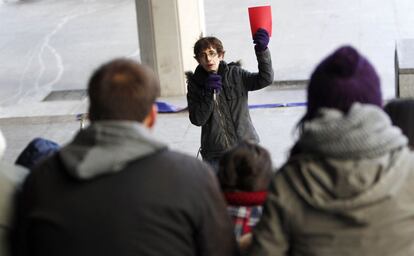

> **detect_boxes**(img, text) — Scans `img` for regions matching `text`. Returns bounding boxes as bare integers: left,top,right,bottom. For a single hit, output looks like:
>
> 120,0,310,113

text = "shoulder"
186,65,207,83
185,71,194,80
161,150,218,186
139,149,214,177
157,149,203,163
270,156,312,202
223,60,242,73
29,153,62,177
136,150,219,199
186,67,207,93
22,153,70,192
263,159,313,227
224,61,253,83
228,60,242,68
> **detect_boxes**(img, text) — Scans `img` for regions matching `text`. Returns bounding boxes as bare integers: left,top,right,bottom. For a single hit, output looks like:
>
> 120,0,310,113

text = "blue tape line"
248,102,307,109
156,101,307,113
156,101,187,113
248,103,284,109
285,102,307,107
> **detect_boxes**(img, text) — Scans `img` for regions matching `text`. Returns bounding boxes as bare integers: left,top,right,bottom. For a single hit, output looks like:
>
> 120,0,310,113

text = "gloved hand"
253,28,269,52
205,73,222,93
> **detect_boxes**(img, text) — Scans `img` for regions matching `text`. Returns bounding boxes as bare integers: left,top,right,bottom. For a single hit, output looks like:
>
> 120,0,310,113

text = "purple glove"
253,28,269,52
205,73,222,93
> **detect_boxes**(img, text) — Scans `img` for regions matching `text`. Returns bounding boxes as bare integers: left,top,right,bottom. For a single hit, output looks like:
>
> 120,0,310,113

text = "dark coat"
186,49,273,161
12,123,238,256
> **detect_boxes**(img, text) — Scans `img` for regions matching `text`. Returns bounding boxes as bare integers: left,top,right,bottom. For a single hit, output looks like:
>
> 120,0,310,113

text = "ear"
143,104,157,129
218,51,225,60
194,56,201,64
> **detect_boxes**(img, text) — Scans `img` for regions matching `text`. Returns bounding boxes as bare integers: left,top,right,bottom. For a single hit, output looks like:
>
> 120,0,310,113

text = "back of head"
88,58,160,122
384,98,414,148
306,45,382,120
218,141,272,192
15,137,59,169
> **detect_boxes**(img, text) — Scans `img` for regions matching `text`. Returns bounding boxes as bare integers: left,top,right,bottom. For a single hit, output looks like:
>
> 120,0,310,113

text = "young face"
196,47,224,73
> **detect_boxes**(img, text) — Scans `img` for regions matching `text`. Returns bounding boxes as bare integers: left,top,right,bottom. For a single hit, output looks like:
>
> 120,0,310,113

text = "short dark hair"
88,58,160,122
218,141,273,192
193,36,224,59
384,98,414,148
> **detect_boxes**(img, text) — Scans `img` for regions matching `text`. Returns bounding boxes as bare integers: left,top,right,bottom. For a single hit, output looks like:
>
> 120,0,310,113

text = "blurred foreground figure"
247,46,414,256
384,98,414,149
0,130,27,256
13,59,237,256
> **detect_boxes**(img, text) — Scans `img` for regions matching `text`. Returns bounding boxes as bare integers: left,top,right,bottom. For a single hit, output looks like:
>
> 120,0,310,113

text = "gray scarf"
295,103,407,158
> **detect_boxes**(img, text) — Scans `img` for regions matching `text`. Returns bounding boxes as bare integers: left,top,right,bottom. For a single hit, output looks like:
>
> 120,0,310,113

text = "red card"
248,5,272,37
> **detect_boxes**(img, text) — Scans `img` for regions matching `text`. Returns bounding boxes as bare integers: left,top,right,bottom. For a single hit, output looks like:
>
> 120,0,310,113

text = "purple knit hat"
306,46,382,119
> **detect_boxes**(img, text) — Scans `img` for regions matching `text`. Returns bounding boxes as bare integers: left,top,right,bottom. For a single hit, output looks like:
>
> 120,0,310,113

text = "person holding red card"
186,29,273,171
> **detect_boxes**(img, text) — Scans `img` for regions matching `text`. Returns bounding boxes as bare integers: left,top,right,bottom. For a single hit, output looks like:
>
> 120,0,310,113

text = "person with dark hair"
13,59,238,256
15,137,59,170
384,98,414,149
186,29,274,171
246,46,414,255
217,141,272,241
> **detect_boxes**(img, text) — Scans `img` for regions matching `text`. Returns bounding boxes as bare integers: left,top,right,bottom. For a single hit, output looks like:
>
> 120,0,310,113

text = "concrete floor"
1,0,414,168
0,87,306,168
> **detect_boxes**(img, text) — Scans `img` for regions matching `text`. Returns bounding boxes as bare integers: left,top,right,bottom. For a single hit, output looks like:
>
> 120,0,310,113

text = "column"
135,0,205,96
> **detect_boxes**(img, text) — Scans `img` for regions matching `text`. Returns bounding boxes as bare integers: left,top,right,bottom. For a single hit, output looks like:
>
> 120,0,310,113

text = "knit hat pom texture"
307,45,382,118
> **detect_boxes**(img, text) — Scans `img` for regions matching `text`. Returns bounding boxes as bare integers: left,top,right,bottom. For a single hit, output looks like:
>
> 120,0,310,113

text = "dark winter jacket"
186,49,273,160
248,104,414,256
13,121,238,256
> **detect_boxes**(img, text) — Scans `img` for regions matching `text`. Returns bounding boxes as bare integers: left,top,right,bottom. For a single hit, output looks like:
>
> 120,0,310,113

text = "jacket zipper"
214,93,231,149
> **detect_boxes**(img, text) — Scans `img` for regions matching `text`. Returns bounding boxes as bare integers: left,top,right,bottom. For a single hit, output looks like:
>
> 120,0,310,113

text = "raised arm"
243,28,274,91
